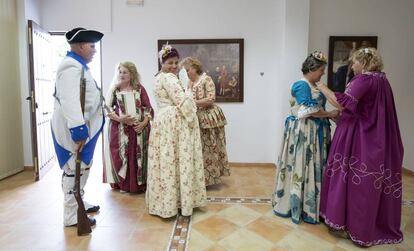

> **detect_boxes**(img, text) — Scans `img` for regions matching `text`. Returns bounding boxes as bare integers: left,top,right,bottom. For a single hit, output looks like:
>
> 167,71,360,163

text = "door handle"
26,91,37,112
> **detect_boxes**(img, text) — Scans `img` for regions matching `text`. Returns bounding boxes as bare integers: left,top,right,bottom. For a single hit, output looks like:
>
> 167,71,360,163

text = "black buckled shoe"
86,205,100,214
88,217,97,226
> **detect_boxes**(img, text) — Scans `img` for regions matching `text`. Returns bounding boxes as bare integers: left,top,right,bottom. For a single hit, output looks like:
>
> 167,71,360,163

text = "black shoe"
88,217,96,226
68,216,96,227
86,205,100,214
328,228,350,239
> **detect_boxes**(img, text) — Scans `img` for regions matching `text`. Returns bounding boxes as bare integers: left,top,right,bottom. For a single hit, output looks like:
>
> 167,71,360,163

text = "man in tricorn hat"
51,27,104,227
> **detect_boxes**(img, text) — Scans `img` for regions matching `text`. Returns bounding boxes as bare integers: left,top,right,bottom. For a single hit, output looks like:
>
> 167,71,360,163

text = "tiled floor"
0,162,413,251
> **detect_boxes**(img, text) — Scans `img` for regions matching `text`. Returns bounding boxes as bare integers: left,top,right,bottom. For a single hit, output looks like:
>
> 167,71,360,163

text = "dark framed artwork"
328,36,377,92
158,39,244,102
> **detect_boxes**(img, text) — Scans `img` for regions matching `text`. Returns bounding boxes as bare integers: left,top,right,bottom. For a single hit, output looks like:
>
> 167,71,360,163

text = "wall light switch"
127,0,144,6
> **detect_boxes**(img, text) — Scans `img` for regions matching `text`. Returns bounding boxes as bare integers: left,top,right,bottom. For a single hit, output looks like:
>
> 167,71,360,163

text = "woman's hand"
133,117,149,133
196,99,214,108
119,115,135,126
315,82,326,90
329,110,341,121
107,111,117,120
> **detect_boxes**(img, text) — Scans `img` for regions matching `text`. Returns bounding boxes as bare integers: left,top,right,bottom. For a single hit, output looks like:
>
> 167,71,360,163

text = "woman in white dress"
146,45,207,218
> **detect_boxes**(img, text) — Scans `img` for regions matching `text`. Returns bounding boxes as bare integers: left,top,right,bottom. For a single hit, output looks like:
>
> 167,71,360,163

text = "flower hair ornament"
311,51,327,63
362,48,371,54
158,43,173,63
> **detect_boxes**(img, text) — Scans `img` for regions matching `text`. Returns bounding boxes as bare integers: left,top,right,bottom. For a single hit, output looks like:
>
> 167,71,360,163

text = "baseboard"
0,167,25,181
24,165,34,171
402,167,414,177
229,162,276,168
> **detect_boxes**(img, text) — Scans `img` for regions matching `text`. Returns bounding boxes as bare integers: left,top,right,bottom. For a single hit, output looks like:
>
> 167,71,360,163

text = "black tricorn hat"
65,27,104,44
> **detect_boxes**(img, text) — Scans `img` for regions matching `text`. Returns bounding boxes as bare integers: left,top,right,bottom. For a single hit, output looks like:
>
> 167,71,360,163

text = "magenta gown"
320,72,404,246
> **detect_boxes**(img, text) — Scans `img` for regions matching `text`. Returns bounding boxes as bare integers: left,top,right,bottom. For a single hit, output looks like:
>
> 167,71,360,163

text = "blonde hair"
180,57,203,75
351,47,383,72
118,61,141,88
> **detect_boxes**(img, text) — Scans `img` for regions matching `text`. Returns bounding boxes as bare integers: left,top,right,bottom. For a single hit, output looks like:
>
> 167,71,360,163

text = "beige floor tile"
1,164,413,251
404,219,414,234
216,205,262,227
255,166,276,176
276,229,335,251
269,247,290,251
205,244,229,251
198,204,231,213
245,216,293,243
0,225,66,250
192,204,232,224
74,226,132,251
135,211,175,230
123,226,172,251
208,186,244,197
298,222,339,244
218,228,274,251
243,203,273,214
192,215,239,241
98,208,142,231
187,229,215,251
331,246,349,251
265,210,300,229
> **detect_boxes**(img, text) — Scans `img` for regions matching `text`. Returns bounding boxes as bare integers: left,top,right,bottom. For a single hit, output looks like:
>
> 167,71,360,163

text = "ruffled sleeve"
139,85,154,120
105,84,117,115
291,81,320,118
335,74,373,113
162,73,197,126
204,76,216,101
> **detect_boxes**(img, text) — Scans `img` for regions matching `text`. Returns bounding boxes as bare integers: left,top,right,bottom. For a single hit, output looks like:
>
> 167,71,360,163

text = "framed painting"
328,36,377,92
158,39,244,102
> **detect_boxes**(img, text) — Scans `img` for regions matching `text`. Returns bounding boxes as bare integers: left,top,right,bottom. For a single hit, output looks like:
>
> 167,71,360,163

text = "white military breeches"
61,157,94,226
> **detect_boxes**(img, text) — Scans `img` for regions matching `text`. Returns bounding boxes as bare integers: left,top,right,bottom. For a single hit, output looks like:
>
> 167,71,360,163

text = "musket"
73,68,92,236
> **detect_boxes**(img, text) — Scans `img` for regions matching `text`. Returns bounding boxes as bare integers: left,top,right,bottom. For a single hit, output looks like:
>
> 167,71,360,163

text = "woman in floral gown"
272,51,339,224
103,62,153,193
181,57,230,186
146,45,206,218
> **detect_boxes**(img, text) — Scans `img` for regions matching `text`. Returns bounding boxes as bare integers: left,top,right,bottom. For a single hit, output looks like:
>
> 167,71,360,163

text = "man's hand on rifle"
75,140,86,152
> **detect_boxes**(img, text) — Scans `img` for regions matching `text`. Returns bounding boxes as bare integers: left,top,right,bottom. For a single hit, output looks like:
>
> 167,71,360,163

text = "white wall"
39,0,111,32
0,0,24,179
103,0,287,163
309,0,414,171
37,0,299,163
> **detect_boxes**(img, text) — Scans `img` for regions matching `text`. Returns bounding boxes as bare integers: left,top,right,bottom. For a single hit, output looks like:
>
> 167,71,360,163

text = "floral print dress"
191,73,230,186
146,72,207,218
272,79,331,224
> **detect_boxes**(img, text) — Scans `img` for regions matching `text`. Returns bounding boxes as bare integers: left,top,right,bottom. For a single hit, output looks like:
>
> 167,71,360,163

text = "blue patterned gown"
272,79,331,224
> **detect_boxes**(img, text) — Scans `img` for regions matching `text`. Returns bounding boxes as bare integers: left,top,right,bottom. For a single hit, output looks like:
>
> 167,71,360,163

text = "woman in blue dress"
272,51,339,224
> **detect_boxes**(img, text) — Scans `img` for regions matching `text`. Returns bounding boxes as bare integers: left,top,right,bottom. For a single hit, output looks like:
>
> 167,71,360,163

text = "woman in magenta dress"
103,62,153,193
316,48,404,247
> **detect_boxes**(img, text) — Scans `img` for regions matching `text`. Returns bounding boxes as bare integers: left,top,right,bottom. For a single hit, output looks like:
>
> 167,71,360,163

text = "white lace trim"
321,213,403,247
297,105,320,119
326,153,402,198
